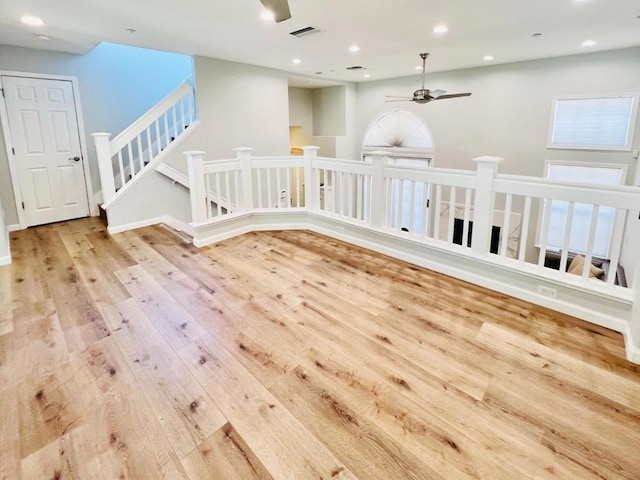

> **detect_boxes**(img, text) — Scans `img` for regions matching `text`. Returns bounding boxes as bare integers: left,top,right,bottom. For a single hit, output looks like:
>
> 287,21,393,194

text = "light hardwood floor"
1,217,640,479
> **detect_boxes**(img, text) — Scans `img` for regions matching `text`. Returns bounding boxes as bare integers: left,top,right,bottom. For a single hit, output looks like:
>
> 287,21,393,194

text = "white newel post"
302,146,319,211
235,147,254,212
368,151,390,230
471,156,504,255
92,133,114,205
185,150,207,225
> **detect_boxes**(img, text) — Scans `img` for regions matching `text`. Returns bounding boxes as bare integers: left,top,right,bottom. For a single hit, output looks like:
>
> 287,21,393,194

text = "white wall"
289,87,313,132
356,47,640,269
356,47,640,177
0,42,192,225
190,55,290,158
313,86,346,137
288,84,357,160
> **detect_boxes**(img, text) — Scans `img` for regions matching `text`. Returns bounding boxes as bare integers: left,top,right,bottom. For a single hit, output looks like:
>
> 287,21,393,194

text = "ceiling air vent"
346,66,366,71
289,26,323,38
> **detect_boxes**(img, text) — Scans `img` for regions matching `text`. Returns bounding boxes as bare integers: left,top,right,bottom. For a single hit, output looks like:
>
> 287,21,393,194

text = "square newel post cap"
473,156,504,167
302,146,320,152
233,147,254,153
91,132,111,138
183,150,206,156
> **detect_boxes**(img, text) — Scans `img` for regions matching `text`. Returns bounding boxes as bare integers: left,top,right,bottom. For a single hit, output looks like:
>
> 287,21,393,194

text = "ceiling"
1,0,639,83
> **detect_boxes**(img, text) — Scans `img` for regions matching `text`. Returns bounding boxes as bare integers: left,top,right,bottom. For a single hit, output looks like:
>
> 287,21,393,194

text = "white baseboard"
107,216,166,235
8,224,23,232
161,216,194,237
306,221,628,336
107,215,195,236
623,325,640,363
0,254,11,266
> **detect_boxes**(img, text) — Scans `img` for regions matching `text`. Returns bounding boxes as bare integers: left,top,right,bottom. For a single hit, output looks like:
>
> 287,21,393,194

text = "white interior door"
2,75,89,226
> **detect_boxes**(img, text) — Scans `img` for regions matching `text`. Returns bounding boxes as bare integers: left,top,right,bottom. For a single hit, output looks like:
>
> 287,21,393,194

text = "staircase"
92,81,200,213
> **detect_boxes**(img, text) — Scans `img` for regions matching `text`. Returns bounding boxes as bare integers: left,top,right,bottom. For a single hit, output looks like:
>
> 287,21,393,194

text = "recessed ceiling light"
349,44,361,53
582,39,596,47
21,15,45,26
433,24,448,34
483,55,494,61
261,10,275,21
36,34,50,40
363,74,371,78
414,65,422,70
292,58,302,64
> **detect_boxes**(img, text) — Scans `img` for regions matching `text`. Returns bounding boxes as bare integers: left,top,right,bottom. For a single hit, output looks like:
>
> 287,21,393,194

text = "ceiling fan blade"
259,0,291,22
430,89,447,98
433,93,472,100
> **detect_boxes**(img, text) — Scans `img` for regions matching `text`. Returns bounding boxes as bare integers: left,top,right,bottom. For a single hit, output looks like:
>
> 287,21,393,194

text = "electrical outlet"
537,285,558,298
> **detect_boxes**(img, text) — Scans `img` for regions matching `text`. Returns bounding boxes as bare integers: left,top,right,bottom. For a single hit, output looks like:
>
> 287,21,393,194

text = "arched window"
361,110,435,233
362,109,434,158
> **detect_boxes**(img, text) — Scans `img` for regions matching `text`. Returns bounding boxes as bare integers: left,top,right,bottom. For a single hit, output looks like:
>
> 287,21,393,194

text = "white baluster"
92,133,115,205
447,187,456,244
559,201,575,272
500,193,512,257
518,196,532,263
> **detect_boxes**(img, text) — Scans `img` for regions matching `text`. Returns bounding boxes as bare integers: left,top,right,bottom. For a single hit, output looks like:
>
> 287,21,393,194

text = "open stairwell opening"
93,80,200,221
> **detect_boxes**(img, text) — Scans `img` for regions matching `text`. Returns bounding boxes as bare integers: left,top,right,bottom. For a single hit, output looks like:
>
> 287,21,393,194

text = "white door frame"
0,70,97,229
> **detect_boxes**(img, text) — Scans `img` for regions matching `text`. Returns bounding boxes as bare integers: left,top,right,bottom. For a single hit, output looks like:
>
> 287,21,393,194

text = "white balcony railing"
186,146,640,294
185,146,640,360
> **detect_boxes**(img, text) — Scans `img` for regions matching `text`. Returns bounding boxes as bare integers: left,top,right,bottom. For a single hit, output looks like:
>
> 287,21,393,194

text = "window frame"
546,92,639,152
535,160,628,259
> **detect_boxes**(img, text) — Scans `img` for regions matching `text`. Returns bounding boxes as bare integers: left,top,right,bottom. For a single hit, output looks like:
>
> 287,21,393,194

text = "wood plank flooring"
1,217,640,479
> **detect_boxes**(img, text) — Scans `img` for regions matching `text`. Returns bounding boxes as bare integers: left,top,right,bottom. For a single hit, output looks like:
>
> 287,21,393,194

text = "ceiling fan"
386,53,471,104
259,0,291,22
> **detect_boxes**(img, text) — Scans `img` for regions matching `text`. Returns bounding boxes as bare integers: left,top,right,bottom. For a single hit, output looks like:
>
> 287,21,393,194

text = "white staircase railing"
93,81,196,207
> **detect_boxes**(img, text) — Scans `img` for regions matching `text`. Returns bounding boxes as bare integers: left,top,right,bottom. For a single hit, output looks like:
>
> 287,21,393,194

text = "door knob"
69,156,80,162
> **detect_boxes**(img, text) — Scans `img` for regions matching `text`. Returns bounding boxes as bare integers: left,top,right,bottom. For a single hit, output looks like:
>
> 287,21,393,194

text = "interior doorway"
1,74,91,227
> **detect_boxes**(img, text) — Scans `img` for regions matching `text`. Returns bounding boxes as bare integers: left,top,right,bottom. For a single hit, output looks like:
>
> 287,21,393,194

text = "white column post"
92,133,114,205
185,150,207,225
302,146,319,211
234,147,254,212
471,156,504,255
368,151,390,230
